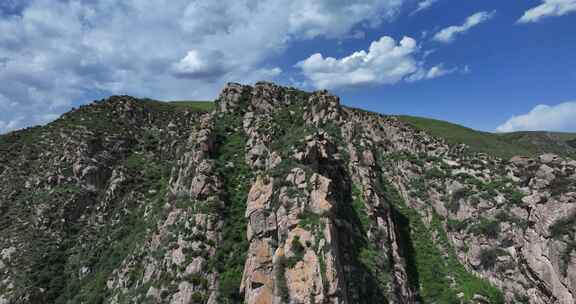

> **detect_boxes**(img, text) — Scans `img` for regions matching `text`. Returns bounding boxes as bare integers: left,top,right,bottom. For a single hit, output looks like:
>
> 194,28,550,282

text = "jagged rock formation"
0,82,575,304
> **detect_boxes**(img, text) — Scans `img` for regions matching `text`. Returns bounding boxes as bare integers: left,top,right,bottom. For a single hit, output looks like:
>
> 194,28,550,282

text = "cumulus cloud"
496,102,576,132
433,11,495,43
171,50,229,81
518,0,576,23
0,0,406,133
411,0,439,15
296,36,454,89
406,64,457,82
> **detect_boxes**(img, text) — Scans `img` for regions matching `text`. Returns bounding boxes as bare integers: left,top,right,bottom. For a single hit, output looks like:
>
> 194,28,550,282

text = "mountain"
0,82,575,304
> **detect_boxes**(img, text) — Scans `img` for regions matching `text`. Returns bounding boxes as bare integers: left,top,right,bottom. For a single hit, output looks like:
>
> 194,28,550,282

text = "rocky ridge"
0,82,575,304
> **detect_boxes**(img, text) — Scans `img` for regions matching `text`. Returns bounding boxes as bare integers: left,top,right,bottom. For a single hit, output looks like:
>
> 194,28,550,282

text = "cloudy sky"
1,0,575,133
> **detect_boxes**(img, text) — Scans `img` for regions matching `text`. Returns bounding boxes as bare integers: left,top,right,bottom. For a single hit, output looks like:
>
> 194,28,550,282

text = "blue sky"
1,0,575,133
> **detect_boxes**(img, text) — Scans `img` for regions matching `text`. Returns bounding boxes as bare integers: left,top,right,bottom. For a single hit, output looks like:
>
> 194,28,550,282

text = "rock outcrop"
0,82,574,304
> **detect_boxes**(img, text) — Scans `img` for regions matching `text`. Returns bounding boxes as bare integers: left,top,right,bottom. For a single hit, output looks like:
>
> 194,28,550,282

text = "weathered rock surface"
0,82,574,304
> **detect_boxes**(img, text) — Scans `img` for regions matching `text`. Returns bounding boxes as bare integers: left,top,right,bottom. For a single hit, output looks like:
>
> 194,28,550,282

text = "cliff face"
0,82,575,304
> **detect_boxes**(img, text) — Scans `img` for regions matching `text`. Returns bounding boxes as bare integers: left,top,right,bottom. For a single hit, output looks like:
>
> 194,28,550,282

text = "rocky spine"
0,82,575,304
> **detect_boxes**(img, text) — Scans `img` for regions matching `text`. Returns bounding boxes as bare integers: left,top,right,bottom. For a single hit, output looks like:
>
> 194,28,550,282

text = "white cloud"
296,36,454,89
411,0,439,15
171,50,228,81
0,0,407,133
406,64,456,82
496,102,576,132
287,0,404,39
433,11,495,43
0,117,23,133
518,0,576,23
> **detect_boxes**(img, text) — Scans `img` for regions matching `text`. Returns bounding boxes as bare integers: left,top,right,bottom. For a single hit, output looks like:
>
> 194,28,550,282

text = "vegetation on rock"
1,83,575,304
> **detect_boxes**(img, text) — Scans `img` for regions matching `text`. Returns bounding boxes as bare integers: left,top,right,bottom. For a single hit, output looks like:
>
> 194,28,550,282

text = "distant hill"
396,115,576,159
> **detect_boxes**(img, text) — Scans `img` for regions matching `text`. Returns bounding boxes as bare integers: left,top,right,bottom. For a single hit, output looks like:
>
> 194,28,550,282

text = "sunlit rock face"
0,82,575,304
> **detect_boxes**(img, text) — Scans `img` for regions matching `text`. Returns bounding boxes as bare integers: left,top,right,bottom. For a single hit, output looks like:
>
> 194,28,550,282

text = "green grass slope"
498,131,576,156
140,99,215,112
396,115,576,159
167,100,215,111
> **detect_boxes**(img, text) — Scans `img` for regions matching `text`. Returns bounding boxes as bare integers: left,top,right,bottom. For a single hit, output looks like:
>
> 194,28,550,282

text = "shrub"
410,178,427,200
470,218,500,239
298,211,321,231
185,273,208,288
446,219,469,232
445,199,461,214
499,238,515,248
495,211,528,229
351,186,370,230
191,292,205,303
218,274,243,303
275,256,290,302
560,243,576,276
504,189,524,205
451,187,470,202
425,167,445,179
550,212,576,240
550,176,572,196
126,153,147,171
514,294,530,304
549,212,576,275
196,200,220,214
286,236,305,268
479,248,501,270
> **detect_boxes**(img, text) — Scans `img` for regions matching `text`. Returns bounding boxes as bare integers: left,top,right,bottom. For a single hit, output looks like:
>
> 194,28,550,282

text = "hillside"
396,115,576,159
499,131,576,157
0,82,575,304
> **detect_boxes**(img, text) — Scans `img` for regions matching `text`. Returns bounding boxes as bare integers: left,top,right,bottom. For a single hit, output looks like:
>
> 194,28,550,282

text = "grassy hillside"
140,99,215,112
167,100,215,111
499,131,576,156
395,115,576,159
0,99,214,153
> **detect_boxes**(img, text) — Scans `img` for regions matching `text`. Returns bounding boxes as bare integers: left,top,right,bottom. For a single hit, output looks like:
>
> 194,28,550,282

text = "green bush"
352,186,370,229
549,212,576,275
504,189,524,205
560,243,576,276
445,199,461,214
495,211,528,228
298,211,322,230
286,236,305,268
479,248,502,270
425,167,446,179
470,218,500,239
446,219,469,232
185,273,208,288
452,187,470,202
275,256,290,303
269,103,311,156
410,177,427,200
550,176,573,196
217,273,243,303
514,294,530,304
550,213,576,239
191,292,205,303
